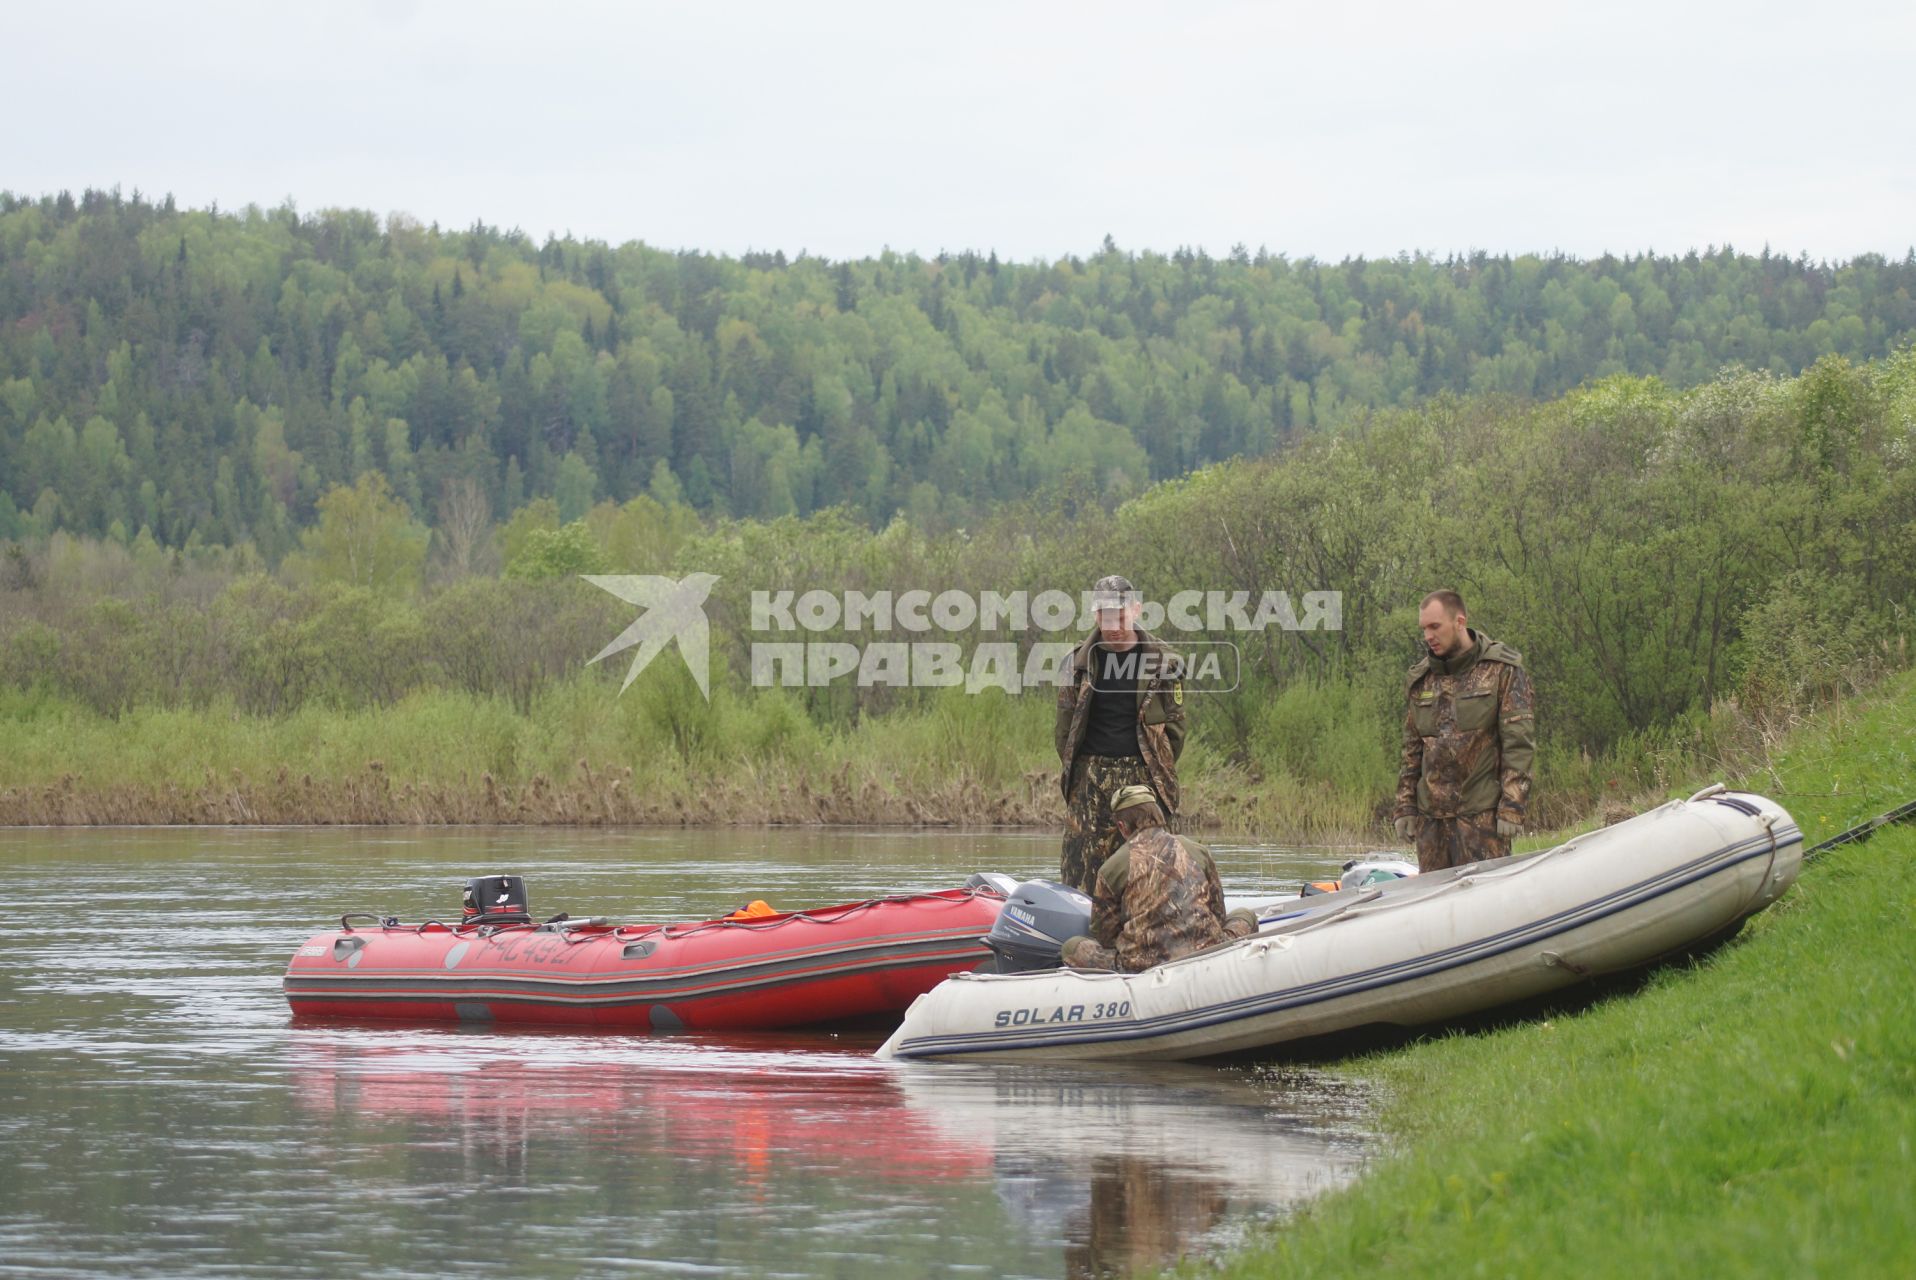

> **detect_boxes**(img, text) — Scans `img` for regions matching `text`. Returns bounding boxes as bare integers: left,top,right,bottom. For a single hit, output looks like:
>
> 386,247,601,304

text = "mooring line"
1805,796,1916,859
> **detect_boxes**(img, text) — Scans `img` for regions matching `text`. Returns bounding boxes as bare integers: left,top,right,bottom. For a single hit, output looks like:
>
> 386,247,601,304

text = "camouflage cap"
1090,573,1137,611
1111,784,1159,814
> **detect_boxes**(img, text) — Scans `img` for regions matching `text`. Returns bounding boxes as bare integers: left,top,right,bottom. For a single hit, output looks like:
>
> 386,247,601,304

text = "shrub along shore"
1207,668,1916,1279
3,356,1911,833
0,666,1871,837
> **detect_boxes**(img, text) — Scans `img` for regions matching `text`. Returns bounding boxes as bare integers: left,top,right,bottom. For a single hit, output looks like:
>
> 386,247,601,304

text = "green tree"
503,519,610,580
648,458,685,507
287,472,428,595
555,449,599,522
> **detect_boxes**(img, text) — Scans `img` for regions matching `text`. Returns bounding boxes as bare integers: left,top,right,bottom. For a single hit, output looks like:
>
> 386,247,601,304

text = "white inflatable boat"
877,786,1801,1062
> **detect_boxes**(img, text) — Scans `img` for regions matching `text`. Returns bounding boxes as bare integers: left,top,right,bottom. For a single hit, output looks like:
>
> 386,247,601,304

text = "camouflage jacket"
1394,630,1535,824
1088,827,1232,972
1055,630,1186,812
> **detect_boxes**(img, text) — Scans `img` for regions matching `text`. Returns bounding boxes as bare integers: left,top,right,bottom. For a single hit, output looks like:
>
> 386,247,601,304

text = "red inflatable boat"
284,879,1008,1031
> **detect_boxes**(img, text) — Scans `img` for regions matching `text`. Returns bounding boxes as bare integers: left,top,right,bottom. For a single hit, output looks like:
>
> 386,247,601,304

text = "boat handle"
1540,950,1590,976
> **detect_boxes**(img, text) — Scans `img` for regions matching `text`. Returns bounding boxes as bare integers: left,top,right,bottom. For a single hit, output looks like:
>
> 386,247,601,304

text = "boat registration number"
994,1000,1132,1028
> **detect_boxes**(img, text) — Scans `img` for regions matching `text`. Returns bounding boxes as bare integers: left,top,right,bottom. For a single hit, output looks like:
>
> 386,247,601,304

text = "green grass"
0,661,1909,841
0,673,1389,830
0,677,1071,824
1210,669,1916,1279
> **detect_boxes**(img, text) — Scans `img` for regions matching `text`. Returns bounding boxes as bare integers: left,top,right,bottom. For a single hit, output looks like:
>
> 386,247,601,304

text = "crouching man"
1061,785,1258,972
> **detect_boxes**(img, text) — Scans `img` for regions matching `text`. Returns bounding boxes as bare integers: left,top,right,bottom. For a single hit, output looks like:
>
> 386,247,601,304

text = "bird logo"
583,573,720,700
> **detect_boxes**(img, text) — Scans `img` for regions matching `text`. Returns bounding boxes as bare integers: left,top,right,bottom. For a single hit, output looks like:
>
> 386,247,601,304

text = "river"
0,826,1375,1278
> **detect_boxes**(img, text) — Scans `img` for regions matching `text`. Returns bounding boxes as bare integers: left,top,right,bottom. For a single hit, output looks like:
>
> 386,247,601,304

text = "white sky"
6,0,1912,263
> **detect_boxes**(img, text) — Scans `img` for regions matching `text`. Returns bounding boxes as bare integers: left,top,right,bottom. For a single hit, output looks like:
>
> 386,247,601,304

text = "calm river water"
0,826,1375,1279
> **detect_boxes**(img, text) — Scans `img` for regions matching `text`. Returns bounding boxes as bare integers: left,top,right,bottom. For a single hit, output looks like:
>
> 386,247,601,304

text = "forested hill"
2,187,1913,553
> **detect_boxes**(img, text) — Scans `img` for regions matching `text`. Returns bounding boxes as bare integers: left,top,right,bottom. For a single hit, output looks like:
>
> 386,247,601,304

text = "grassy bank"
0,679,1062,826
0,660,1890,837
1212,669,1916,1278
0,679,1789,837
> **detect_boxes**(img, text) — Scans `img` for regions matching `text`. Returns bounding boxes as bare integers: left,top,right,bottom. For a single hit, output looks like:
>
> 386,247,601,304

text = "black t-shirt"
1081,644,1141,758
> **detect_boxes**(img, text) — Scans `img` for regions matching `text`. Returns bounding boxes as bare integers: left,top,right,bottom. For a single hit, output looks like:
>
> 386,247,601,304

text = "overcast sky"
6,0,1912,263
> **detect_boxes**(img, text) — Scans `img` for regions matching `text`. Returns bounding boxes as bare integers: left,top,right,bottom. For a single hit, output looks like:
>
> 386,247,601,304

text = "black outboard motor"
982,879,1093,973
462,874,532,925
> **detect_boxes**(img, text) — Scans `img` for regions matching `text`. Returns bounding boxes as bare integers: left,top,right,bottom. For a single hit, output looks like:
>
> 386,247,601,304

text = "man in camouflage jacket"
1055,575,1187,895
1062,786,1256,972
1393,590,1536,872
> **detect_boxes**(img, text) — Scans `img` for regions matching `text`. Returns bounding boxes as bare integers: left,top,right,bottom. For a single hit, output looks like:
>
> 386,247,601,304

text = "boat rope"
1804,796,1916,860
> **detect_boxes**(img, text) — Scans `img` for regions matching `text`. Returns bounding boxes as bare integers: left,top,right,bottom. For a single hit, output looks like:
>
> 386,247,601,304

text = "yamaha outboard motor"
982,879,1093,973
462,874,532,925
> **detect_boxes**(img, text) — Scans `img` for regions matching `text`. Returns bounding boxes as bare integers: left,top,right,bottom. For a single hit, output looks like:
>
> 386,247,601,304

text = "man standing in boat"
1056,575,1187,896
1393,590,1536,871
1061,785,1256,971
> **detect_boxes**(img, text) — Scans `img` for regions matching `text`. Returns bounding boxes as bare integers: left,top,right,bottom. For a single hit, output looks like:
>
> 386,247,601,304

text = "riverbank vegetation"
3,348,1911,832
1216,667,1916,1278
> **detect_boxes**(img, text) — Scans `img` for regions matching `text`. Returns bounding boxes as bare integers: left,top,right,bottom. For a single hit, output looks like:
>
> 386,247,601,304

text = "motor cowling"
982,879,1093,973
462,874,532,924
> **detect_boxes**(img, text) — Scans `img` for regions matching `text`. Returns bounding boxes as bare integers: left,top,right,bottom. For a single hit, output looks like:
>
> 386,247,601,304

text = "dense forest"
3,187,1913,554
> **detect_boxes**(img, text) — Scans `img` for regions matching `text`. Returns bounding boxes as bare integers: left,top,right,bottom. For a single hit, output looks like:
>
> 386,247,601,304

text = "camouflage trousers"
1412,810,1510,873
1060,754,1154,895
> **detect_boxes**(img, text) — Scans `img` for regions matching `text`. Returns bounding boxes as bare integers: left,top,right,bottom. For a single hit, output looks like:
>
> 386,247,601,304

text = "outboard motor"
462,874,532,925
982,879,1092,973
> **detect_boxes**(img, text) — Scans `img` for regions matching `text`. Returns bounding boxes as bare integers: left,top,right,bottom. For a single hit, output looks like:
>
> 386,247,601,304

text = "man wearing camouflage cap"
1061,785,1257,972
1055,574,1188,895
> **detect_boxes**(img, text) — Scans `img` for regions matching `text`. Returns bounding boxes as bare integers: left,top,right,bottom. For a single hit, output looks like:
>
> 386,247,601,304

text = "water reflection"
286,1033,1369,1277
900,1063,1369,1278
289,1034,991,1185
